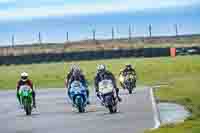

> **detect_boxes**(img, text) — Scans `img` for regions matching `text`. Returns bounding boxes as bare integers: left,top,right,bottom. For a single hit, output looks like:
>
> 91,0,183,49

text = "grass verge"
0,55,199,133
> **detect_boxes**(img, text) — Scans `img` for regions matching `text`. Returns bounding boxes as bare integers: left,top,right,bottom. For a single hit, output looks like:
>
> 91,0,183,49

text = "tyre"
128,81,135,94
26,106,31,115
108,99,118,113
129,89,133,94
24,98,32,115
113,105,117,113
108,104,117,113
76,96,85,113
78,105,85,113
108,105,114,113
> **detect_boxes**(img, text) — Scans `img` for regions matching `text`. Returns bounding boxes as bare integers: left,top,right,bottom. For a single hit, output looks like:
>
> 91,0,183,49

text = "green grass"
0,55,200,133
144,56,200,133
0,62,65,89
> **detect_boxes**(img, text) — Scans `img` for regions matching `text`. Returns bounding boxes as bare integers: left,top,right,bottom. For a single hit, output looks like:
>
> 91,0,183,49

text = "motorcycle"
119,73,136,94
98,79,118,113
19,85,33,115
69,81,88,113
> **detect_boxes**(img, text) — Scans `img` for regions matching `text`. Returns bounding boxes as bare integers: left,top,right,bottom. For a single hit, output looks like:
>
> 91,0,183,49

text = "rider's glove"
96,91,100,98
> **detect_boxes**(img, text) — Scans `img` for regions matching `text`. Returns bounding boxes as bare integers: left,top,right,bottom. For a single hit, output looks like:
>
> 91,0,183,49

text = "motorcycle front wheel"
24,98,32,115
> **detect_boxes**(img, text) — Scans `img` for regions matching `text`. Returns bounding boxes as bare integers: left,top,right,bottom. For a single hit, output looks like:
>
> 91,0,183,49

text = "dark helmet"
125,63,132,69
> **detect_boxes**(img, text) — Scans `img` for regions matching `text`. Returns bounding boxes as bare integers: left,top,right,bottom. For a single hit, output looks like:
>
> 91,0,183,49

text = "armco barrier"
0,47,197,65
176,47,200,55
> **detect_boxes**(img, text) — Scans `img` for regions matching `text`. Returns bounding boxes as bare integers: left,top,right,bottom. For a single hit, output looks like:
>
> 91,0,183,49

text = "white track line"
149,88,161,129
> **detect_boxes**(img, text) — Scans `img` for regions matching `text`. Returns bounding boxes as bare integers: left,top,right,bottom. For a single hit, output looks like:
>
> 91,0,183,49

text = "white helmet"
97,64,106,72
70,64,80,71
70,64,76,71
21,72,28,82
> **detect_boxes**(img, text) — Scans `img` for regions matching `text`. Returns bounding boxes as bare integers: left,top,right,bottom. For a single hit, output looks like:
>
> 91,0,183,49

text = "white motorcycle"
98,79,118,113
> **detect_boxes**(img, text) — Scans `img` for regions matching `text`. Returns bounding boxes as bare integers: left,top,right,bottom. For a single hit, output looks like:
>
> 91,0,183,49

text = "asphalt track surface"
0,87,158,133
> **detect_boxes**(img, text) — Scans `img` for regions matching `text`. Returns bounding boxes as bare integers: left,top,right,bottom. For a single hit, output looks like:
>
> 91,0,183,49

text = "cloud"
0,0,15,3
125,0,200,9
0,0,199,21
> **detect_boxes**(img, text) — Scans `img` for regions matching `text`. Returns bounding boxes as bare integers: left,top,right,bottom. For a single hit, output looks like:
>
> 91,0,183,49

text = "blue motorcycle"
68,80,88,113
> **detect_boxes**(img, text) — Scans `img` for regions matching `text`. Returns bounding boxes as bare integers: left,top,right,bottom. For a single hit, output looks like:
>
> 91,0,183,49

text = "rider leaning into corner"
94,64,122,102
119,64,137,89
65,65,90,104
16,72,36,108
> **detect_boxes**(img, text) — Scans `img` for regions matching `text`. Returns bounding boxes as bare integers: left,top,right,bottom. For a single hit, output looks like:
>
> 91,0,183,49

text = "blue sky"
0,0,200,21
0,0,200,45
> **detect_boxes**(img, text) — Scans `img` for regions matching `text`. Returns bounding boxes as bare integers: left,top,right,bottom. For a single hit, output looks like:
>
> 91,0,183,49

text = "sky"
0,0,200,45
0,0,200,21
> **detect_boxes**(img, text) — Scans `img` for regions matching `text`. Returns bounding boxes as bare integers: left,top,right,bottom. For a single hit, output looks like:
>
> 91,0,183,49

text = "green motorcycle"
19,85,33,115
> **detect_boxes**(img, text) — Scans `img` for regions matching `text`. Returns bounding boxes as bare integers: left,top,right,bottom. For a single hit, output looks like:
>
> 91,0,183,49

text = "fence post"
38,32,42,44
174,24,178,37
92,29,96,41
112,27,114,40
11,34,15,48
129,24,132,41
66,32,69,42
149,24,152,38
10,34,15,56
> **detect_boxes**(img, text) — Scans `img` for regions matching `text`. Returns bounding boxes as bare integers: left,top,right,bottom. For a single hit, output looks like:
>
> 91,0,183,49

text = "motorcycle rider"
119,64,137,89
67,67,90,104
16,72,36,108
65,64,78,88
94,64,122,102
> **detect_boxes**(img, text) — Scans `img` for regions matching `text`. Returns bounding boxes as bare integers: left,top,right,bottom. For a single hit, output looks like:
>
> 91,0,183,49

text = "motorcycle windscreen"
125,74,135,80
70,81,84,94
19,85,31,96
25,91,30,96
71,87,82,94
98,80,114,94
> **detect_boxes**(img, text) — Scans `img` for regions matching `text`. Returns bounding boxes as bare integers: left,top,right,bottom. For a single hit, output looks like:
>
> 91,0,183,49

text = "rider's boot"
17,93,23,109
120,82,125,90
87,100,90,105
116,88,122,102
86,89,90,104
32,91,36,108
134,80,137,88
117,95,122,102
96,92,104,105
16,92,21,104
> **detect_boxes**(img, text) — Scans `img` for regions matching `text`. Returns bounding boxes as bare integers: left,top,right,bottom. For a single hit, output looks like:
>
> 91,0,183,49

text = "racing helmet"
72,67,81,76
21,72,28,82
125,63,132,69
70,64,78,71
97,64,106,72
